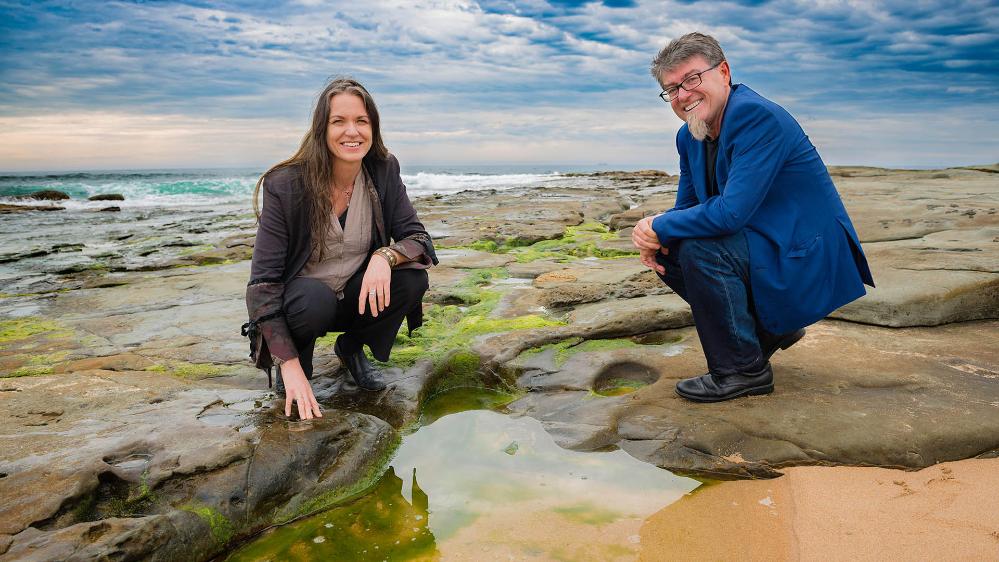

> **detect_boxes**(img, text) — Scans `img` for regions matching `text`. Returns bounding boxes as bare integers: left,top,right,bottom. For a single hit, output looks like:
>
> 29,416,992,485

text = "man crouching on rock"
632,32,874,403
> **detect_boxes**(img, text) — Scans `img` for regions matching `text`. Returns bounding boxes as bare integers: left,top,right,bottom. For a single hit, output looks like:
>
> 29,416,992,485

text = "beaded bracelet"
374,247,398,268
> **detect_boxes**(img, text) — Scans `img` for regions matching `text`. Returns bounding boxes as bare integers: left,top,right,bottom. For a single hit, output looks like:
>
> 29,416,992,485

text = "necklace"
332,171,358,210
333,183,354,206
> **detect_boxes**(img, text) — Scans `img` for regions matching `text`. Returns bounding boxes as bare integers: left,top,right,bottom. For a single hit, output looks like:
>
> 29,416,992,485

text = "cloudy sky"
1,0,997,172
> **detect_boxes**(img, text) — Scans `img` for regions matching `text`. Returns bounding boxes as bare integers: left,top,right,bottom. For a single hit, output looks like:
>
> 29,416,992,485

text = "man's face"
660,55,731,137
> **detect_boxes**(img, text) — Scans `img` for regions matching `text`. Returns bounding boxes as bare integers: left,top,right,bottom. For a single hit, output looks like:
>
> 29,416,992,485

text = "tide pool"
228,393,698,561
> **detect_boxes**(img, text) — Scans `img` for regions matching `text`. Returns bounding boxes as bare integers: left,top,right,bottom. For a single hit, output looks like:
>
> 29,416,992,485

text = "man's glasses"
659,62,721,103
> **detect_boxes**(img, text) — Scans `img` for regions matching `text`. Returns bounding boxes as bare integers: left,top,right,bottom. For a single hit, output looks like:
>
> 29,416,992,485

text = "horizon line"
1,161,996,176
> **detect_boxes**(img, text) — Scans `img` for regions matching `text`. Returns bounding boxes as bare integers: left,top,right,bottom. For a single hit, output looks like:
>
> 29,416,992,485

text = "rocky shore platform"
1,165,997,560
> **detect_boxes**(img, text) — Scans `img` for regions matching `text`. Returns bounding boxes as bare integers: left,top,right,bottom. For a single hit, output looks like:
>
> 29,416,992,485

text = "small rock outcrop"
28,190,70,200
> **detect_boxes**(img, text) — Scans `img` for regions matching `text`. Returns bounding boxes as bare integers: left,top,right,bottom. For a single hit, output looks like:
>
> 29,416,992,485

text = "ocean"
0,166,568,209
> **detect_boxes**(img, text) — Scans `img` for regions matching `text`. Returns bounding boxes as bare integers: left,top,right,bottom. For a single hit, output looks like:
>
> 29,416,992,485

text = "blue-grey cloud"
0,0,996,170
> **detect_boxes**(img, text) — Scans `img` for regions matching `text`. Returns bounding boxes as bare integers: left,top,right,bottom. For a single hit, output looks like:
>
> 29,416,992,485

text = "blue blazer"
652,84,874,334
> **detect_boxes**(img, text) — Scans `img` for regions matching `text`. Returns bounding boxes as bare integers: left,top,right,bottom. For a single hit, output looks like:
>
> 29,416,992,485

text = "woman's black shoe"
334,340,387,391
274,365,285,394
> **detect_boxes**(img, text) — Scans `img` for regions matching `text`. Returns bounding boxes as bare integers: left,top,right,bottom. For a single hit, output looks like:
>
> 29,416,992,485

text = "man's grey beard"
687,114,709,141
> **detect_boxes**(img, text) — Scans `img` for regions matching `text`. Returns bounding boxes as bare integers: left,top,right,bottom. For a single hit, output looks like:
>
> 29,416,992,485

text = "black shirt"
704,136,719,198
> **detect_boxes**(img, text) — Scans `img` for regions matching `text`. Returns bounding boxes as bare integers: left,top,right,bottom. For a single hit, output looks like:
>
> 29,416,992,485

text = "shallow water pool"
228,394,698,561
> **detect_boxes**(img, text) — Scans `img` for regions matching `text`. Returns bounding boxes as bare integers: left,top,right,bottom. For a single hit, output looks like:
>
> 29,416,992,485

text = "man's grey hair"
650,32,727,87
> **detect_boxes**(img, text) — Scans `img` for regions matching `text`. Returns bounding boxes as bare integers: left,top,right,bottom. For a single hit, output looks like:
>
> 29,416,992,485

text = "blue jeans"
656,231,777,376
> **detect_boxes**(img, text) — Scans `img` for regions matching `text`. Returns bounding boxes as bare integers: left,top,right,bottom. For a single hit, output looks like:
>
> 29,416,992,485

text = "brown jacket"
243,154,438,375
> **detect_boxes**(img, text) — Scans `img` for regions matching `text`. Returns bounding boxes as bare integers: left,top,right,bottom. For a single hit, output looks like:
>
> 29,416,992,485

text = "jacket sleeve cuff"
390,239,432,268
260,317,298,363
246,280,298,363
651,212,672,245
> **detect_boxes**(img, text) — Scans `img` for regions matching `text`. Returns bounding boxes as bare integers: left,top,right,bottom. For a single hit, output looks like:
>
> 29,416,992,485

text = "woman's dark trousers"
282,267,429,380
655,232,781,377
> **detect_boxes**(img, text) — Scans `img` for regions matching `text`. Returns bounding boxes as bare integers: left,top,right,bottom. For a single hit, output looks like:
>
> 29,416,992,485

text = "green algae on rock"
429,266,510,305
419,387,519,427
101,482,159,520
455,222,638,263
1,350,71,378
274,430,403,525
183,505,235,546
0,317,65,343
143,361,230,380
5,364,55,378
512,337,641,370
590,378,649,397
386,288,564,370
228,465,437,562
66,469,160,524
423,350,483,396
0,319,76,377
170,362,226,379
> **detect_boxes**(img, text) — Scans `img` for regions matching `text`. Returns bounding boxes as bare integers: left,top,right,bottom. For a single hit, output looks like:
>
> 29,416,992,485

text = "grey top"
299,169,374,298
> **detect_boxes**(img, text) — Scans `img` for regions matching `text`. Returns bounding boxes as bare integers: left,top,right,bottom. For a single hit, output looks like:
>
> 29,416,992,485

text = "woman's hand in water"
280,358,322,420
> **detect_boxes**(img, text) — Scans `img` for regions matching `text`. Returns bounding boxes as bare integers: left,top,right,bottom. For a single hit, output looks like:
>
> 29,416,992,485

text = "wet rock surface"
0,203,64,214
505,320,999,478
0,204,256,296
1,165,998,560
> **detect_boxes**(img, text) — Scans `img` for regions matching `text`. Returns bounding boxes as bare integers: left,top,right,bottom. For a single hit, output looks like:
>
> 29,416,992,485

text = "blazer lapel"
715,146,729,193
688,138,707,203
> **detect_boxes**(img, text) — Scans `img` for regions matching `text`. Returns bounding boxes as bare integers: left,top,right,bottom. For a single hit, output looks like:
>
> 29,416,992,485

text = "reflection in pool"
229,404,698,561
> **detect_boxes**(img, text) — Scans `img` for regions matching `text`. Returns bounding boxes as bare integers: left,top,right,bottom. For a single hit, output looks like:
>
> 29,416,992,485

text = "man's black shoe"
762,328,805,362
334,340,387,391
675,363,774,403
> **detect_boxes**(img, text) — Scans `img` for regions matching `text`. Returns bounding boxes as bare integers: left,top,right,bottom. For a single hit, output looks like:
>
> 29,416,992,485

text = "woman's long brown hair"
252,77,389,260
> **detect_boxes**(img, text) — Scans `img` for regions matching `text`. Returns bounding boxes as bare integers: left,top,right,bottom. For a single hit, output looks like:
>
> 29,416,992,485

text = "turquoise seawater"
0,169,260,201
0,166,574,204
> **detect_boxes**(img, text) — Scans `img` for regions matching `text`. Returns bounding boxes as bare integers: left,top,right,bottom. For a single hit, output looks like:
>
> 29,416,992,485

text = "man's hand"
640,247,666,274
359,254,392,317
280,358,322,420
633,215,667,274
632,216,663,251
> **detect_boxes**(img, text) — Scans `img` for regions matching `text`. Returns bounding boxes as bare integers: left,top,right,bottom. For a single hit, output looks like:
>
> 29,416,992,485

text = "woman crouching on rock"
244,77,437,420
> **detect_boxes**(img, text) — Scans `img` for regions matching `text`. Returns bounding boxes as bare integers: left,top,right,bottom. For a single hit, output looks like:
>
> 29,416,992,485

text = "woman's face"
326,93,372,165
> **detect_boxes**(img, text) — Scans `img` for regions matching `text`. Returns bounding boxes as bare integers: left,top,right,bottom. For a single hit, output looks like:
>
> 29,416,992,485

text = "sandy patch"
640,458,999,561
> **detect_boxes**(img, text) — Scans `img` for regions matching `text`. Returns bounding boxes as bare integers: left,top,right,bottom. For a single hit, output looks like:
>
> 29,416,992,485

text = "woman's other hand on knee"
359,254,393,316
280,358,323,420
